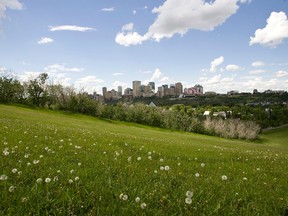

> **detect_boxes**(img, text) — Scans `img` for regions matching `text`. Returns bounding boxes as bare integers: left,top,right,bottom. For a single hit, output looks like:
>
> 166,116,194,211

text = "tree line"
1,72,287,140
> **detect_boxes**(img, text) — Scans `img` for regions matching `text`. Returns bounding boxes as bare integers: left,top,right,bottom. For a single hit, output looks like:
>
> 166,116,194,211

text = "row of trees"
1,72,287,140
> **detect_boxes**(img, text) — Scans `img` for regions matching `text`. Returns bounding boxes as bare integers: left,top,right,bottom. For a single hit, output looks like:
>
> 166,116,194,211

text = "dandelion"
154,170,158,174
39,155,43,158
178,163,181,166
70,170,74,174
164,165,170,171
122,194,128,201
201,163,205,167
68,179,73,184
9,186,16,192
137,157,141,161
127,157,132,162
119,193,124,199
135,197,140,202
21,197,28,203
221,175,228,181
24,154,29,158
185,197,192,205
186,190,193,198
195,173,200,178
148,151,152,155
160,166,165,171
159,158,164,162
78,162,82,166
148,156,152,160
53,176,59,181
18,171,22,175
36,178,42,183
140,202,147,209
33,160,40,164
75,176,80,181
243,177,247,181
12,168,18,173
45,178,51,183
0,174,8,181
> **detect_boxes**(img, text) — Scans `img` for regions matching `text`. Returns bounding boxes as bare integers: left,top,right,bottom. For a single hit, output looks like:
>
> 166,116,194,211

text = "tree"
27,73,49,106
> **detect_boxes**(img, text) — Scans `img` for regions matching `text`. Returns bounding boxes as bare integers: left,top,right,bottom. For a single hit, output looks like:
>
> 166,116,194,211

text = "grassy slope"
1,104,288,215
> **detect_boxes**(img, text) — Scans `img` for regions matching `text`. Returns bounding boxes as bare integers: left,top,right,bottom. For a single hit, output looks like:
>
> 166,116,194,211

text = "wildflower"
75,176,80,181
68,179,73,184
195,173,200,178
148,156,152,160
201,163,205,167
127,157,132,162
221,175,228,181
21,197,28,203
243,177,247,181
12,168,18,173
36,178,42,183
27,162,31,166
140,202,147,209
45,178,51,183
185,197,192,205
186,190,193,198
119,193,124,199
53,176,59,181
70,170,74,174
164,166,170,171
154,170,158,174
135,197,140,202
148,151,152,155
159,158,164,162
137,157,141,161
0,174,8,181
39,155,43,158
178,163,181,166
9,186,16,192
160,166,165,171
18,171,22,175
122,194,128,201
24,154,29,158
3,148,9,156
33,160,40,164
78,162,82,166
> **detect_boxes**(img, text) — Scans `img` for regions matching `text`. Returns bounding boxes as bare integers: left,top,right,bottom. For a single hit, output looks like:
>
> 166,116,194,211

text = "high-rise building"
102,87,107,99
175,82,183,96
148,82,155,90
133,81,141,97
118,86,122,97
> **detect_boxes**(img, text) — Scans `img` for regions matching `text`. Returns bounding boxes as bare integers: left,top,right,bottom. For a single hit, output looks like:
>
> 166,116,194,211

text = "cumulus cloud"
37,37,54,44
115,23,148,46
225,64,241,71
115,0,240,46
250,11,288,47
276,70,288,78
251,61,265,67
112,73,123,76
101,7,114,12
49,25,96,32
210,56,224,72
75,76,104,93
0,0,23,29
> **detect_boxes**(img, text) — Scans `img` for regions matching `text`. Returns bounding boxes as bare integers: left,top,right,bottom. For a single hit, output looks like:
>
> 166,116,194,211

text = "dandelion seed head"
222,175,228,181
164,165,170,171
186,190,193,198
0,174,8,181
140,202,147,209
201,163,205,167
185,197,192,204
12,168,18,173
137,157,141,161
36,178,42,183
9,186,16,192
135,197,140,202
68,179,73,184
195,173,200,177
45,178,51,183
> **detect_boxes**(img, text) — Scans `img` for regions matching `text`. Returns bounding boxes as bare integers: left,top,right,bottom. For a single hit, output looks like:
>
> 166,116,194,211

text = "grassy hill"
0,104,288,215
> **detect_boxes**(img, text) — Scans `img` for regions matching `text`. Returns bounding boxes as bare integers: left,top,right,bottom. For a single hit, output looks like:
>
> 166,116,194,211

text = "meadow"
0,104,288,215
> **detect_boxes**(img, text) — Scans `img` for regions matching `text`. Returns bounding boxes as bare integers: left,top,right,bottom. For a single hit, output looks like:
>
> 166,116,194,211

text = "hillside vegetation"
0,105,288,215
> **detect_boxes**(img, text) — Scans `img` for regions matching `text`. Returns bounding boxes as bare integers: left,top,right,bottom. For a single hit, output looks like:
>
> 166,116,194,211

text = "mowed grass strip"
1,104,288,215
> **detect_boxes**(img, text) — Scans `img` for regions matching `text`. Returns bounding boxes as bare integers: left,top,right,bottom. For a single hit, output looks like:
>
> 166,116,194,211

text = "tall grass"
0,105,288,215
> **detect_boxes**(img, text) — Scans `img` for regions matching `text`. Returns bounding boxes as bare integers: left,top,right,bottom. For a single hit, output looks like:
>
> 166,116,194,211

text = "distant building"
102,87,107,99
133,81,141,97
227,90,239,95
148,82,155,91
184,84,203,96
118,86,122,97
175,82,183,96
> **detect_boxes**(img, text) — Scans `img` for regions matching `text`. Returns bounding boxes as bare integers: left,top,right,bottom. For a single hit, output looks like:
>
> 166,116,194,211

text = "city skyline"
1,0,288,94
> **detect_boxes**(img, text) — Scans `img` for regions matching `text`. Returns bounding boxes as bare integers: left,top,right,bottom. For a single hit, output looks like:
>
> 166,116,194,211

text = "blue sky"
0,0,288,94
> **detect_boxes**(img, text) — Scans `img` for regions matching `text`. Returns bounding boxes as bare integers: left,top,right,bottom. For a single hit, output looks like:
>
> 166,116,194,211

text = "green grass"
1,104,288,215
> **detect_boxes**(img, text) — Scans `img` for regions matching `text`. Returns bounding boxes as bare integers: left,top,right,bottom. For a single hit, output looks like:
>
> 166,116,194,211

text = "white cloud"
44,64,84,73
49,25,96,32
133,10,136,15
250,11,288,47
143,68,173,86
121,23,134,31
276,70,288,78
249,69,265,74
0,0,23,20
115,31,148,47
101,7,114,12
38,37,54,45
75,76,104,93
225,64,241,71
115,0,240,46
0,0,23,31
210,56,224,72
251,61,265,67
